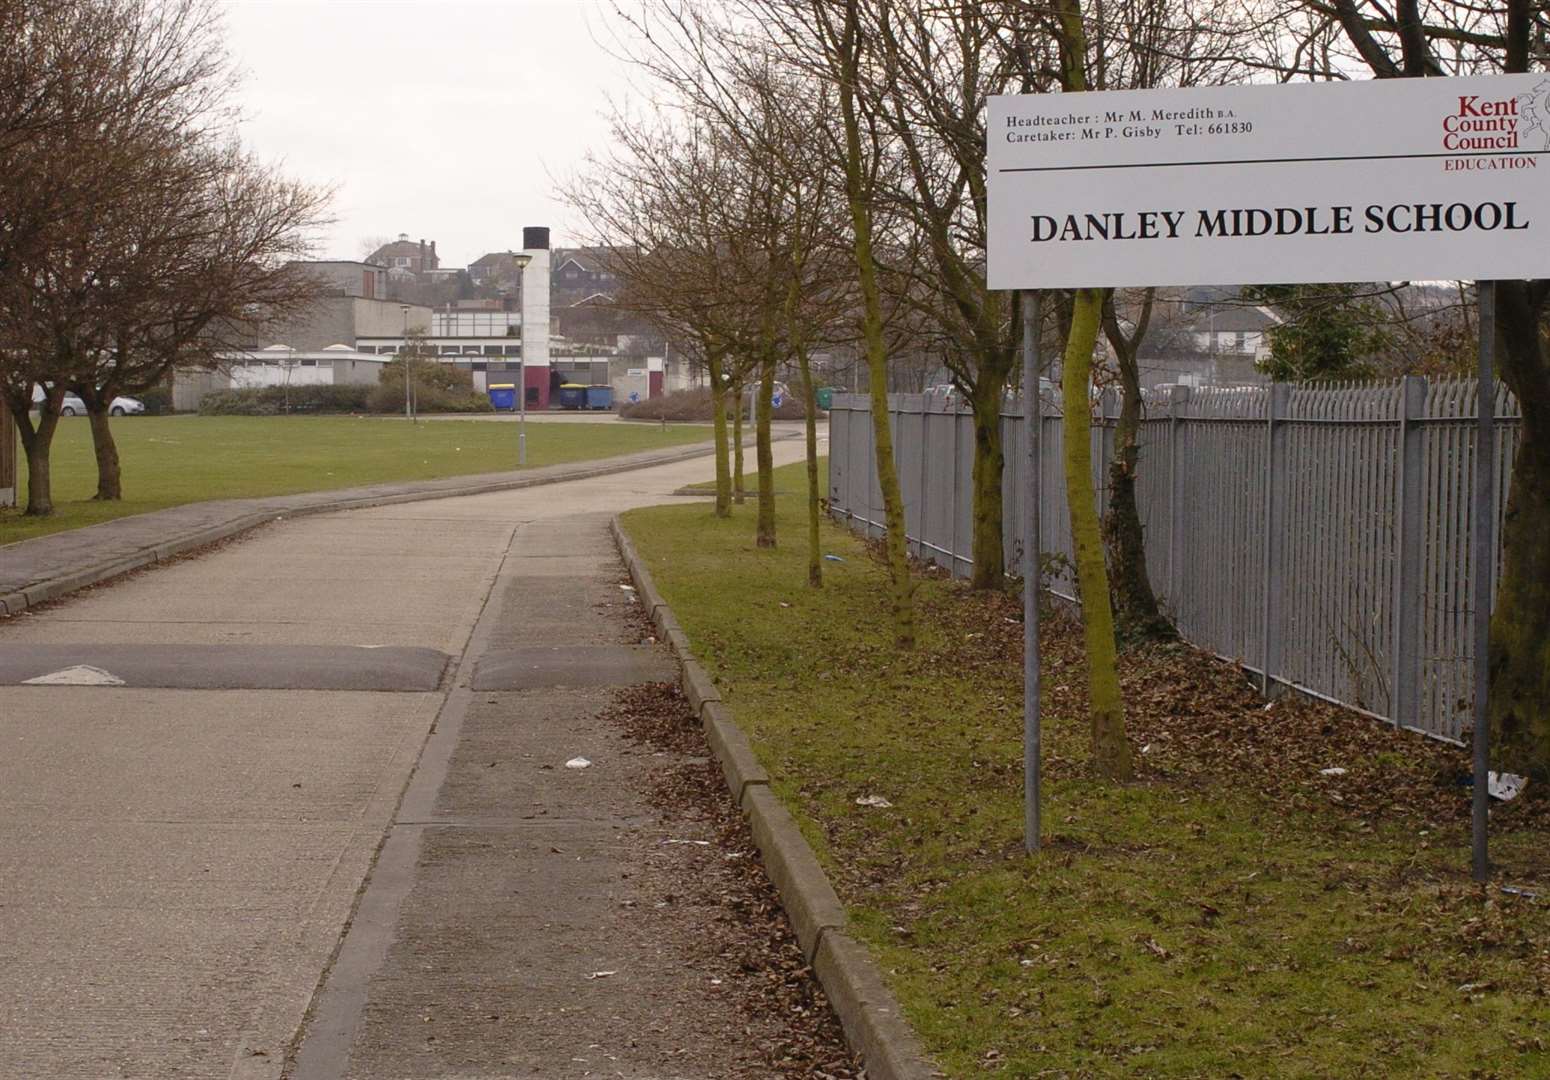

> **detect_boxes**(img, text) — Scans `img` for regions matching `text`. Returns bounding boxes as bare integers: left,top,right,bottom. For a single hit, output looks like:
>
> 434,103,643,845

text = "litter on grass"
1320,767,1348,777
823,554,845,562
1489,771,1527,802
565,757,592,770
855,795,893,809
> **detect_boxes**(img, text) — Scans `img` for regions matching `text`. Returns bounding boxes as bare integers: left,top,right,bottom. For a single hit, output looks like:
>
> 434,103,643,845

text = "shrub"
137,386,174,415
620,387,715,421
619,385,817,422
368,359,493,414
198,383,372,415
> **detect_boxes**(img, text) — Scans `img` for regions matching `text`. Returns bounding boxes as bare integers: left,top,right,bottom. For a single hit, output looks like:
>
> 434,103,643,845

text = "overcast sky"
223,0,643,267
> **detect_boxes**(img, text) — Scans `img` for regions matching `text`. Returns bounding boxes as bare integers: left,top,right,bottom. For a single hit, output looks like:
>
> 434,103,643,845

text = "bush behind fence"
826,378,1521,744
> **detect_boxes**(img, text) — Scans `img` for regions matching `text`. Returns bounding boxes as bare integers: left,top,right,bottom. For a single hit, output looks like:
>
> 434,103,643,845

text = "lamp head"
509,251,533,271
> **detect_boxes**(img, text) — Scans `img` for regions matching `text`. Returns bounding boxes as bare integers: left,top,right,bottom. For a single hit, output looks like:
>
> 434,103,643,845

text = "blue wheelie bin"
586,385,614,410
558,383,587,410
487,383,516,411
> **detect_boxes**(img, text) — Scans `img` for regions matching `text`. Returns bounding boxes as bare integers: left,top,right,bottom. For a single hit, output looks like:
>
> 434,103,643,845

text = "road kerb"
815,931,941,1080
700,700,770,803
679,658,721,715
609,514,942,1080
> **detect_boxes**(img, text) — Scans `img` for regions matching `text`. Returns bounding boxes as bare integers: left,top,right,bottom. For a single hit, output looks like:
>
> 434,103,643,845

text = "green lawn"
622,459,1550,1079
2,415,712,544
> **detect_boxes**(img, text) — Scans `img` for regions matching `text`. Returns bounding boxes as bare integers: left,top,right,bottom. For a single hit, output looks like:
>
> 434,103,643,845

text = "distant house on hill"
1119,289,1280,390
367,233,440,274
550,248,617,307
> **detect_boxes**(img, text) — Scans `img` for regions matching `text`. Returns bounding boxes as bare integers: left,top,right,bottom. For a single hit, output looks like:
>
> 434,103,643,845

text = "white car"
31,386,146,416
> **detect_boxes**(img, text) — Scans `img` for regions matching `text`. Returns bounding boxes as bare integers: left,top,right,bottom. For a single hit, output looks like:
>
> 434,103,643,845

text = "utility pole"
509,250,533,465
399,304,413,422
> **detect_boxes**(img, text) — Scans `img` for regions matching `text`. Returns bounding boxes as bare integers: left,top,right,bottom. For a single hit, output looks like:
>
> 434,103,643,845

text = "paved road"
0,438,817,1079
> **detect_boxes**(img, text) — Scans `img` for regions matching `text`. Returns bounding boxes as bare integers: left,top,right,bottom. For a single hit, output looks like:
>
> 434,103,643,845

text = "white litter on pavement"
22,665,126,687
584,970,617,980
663,839,711,846
565,757,592,770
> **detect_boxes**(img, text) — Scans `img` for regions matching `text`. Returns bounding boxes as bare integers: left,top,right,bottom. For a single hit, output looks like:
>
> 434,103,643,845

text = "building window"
472,362,487,372
300,359,316,367
483,345,503,356
503,345,522,356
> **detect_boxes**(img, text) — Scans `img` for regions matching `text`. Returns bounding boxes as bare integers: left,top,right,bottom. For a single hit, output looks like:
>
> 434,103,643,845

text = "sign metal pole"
1472,281,1496,882
1022,289,1043,853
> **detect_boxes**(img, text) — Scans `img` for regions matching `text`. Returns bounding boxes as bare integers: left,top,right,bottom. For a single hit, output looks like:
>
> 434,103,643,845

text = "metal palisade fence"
826,377,1520,745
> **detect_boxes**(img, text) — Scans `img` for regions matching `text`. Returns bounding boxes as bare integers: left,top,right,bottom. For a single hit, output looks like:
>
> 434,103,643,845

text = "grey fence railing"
826,378,1521,744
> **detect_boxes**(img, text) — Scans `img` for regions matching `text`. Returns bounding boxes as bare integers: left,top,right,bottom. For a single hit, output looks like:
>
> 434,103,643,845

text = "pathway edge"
610,516,942,1080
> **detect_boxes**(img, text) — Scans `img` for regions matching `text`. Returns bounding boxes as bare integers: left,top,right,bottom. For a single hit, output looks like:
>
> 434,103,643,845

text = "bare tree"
562,109,762,519
73,143,329,499
0,0,239,516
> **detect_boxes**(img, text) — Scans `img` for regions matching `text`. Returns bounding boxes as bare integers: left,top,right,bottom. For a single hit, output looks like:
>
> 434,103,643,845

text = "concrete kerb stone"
664,625,693,661
740,784,848,963
679,659,721,715
815,931,942,1080
611,527,672,635
609,513,941,1080
700,700,770,802
2,440,733,619
651,604,676,639
24,553,155,608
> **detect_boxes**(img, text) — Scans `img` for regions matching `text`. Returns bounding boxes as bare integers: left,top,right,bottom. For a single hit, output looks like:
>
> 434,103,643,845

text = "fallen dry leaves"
601,682,863,1079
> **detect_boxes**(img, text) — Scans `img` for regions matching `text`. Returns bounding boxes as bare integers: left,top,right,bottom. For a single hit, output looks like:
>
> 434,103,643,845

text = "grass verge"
2,415,711,544
621,458,1550,1079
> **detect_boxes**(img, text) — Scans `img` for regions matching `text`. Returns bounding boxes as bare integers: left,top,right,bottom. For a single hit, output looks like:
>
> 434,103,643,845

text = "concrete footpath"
0,438,862,1079
0,437,738,617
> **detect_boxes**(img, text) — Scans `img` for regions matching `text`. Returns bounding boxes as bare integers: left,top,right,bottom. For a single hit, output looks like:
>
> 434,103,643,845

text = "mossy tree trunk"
837,0,913,646
9,384,64,517
1101,291,1174,641
1062,288,1133,780
968,373,1007,590
85,405,122,501
707,347,732,518
755,354,776,548
1488,279,1550,776
1054,0,1131,780
788,275,822,588
732,377,746,505
76,378,125,502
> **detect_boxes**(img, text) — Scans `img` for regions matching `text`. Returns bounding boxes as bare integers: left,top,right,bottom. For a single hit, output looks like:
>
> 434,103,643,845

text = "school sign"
987,75,1550,289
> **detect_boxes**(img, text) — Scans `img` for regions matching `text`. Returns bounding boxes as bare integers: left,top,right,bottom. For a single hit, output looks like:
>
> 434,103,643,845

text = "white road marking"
22,664,126,686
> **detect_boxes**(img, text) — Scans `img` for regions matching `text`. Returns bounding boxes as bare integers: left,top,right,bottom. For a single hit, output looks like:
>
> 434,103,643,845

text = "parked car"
31,385,145,416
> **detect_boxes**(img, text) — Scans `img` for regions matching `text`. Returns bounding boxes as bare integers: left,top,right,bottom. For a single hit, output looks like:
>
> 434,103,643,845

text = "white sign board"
988,76,1550,289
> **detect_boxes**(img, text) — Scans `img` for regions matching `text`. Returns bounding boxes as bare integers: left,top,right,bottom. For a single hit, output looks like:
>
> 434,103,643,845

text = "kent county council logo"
1516,78,1550,151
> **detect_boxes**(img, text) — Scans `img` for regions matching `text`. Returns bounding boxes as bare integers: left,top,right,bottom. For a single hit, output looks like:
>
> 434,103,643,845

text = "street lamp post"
399,304,412,422
509,250,533,465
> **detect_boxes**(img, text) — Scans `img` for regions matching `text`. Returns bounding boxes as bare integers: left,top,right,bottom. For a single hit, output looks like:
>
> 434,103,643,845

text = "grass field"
2,414,712,544
622,459,1550,1079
